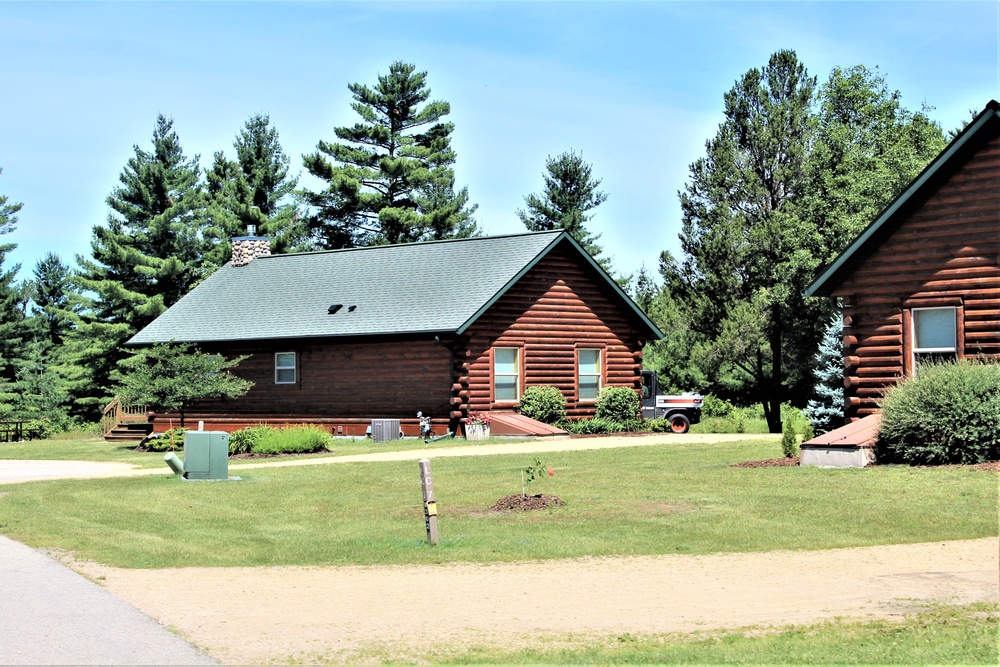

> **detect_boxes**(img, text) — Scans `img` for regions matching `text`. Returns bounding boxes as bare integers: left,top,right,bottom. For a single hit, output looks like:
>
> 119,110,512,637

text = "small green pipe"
164,452,185,476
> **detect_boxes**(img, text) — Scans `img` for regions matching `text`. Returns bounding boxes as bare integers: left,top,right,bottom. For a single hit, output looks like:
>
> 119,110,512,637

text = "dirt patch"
975,461,1000,471
489,493,565,512
72,538,999,665
732,456,800,468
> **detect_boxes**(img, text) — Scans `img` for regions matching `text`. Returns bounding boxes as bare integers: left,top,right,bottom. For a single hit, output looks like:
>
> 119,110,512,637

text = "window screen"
913,308,957,351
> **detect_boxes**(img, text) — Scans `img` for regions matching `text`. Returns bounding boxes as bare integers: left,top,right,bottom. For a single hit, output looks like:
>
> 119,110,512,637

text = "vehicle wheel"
668,413,690,434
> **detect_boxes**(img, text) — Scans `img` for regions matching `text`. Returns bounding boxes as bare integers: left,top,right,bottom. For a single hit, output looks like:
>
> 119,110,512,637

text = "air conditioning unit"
371,419,401,443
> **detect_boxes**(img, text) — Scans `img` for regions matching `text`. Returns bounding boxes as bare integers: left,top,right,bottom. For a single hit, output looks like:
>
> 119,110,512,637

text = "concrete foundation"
800,445,875,468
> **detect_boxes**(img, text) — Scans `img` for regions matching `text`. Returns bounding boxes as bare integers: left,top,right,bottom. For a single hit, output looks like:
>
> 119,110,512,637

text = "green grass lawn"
0,439,994,568
0,433,531,468
435,603,999,665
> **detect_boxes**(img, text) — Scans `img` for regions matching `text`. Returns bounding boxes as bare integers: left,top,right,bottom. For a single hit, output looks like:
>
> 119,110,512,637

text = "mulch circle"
731,456,800,468
490,494,565,512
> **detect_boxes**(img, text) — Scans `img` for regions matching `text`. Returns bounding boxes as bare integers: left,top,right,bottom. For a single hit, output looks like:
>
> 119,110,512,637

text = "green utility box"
183,431,230,480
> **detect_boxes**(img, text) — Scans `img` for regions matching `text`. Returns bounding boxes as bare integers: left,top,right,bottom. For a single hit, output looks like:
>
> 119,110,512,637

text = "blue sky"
1,1,997,283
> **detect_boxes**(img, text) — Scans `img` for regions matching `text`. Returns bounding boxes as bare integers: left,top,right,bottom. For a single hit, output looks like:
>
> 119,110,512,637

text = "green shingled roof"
128,231,663,345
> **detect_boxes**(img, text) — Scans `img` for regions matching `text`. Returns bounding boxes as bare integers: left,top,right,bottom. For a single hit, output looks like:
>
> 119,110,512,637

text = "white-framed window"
912,307,957,366
493,347,520,402
577,348,602,401
275,352,296,384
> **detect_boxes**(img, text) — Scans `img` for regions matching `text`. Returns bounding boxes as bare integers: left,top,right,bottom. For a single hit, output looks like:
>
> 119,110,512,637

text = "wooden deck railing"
101,397,149,435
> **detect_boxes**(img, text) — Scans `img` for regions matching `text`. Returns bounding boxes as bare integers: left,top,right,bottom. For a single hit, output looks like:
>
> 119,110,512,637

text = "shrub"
781,416,799,458
142,427,187,452
876,360,1000,465
252,425,333,455
701,394,735,418
228,425,272,455
594,386,641,423
517,386,567,424
561,417,644,434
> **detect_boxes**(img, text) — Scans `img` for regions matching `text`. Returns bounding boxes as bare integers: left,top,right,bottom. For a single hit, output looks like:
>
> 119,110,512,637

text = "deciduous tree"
113,343,252,427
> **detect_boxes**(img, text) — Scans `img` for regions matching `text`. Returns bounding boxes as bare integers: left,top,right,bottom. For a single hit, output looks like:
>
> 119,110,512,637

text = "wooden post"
419,459,439,545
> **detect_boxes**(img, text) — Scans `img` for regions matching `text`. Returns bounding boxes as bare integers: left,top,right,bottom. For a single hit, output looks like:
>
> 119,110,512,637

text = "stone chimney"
231,225,271,267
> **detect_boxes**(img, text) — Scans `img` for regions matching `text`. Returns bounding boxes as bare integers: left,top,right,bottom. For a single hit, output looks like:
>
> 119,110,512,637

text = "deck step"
104,423,153,442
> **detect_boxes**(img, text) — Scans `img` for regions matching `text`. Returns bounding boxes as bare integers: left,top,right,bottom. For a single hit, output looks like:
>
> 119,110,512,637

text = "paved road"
0,535,216,665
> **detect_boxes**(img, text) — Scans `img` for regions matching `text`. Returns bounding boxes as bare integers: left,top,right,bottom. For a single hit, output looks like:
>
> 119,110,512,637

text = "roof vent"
328,304,343,315
348,305,357,312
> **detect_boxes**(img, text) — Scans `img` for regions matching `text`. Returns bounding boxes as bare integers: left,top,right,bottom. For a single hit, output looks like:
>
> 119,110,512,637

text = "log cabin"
805,99,1000,424
125,230,663,437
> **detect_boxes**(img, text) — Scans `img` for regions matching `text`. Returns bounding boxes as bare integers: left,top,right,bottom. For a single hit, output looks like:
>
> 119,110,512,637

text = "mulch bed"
490,494,565,512
731,456,800,468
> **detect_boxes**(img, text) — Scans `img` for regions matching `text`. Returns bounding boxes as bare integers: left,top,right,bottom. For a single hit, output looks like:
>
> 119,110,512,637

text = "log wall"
188,338,454,425
834,131,1000,420
459,244,647,419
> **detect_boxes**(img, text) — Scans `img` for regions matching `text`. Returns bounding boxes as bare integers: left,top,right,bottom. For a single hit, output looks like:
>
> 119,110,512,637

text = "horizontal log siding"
835,132,1000,420
190,339,453,419
462,245,645,419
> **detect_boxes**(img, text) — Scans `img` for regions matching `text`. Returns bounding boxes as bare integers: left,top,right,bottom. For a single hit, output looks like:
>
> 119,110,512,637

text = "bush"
781,416,799,458
876,360,1000,465
228,425,272,455
701,394,735,418
594,386,641,423
252,425,333,455
142,427,187,452
561,417,644,434
517,386,567,424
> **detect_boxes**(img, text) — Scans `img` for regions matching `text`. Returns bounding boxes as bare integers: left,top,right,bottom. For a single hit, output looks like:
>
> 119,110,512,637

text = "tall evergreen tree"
14,253,77,428
206,114,307,261
69,115,210,415
0,170,24,418
517,150,607,260
664,50,820,432
302,61,479,248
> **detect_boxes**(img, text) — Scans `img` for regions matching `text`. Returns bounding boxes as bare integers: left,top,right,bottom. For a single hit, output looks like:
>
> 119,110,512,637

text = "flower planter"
465,423,490,441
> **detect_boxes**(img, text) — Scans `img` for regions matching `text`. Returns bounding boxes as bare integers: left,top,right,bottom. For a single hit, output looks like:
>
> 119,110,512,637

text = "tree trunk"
765,318,783,434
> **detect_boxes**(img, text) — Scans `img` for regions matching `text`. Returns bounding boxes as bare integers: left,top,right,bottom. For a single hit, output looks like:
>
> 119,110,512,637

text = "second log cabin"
806,100,1000,422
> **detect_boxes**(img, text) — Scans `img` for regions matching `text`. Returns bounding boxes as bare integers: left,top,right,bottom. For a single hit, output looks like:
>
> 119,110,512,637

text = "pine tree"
11,253,79,428
302,61,479,248
0,169,25,418
69,115,211,416
206,114,307,262
517,150,607,260
806,315,845,434
665,50,821,432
